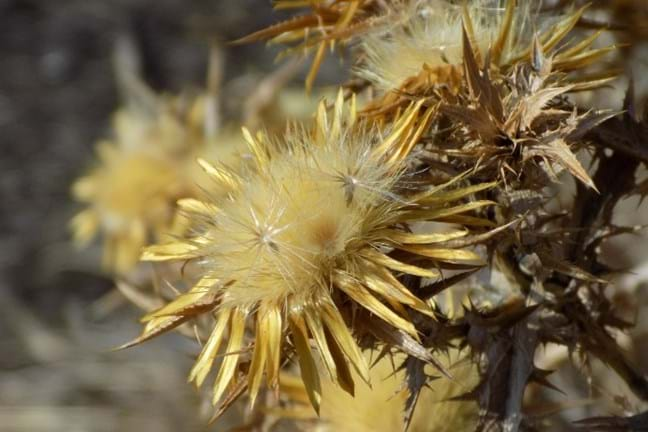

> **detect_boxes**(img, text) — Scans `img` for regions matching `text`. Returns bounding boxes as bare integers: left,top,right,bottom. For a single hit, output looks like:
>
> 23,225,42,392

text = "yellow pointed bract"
131,91,492,415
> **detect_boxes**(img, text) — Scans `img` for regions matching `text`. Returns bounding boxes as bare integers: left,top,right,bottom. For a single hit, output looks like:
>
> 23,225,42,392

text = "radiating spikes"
554,29,604,61
410,170,473,200
492,0,516,66
376,229,468,245
189,309,231,386
177,198,218,217
324,326,355,396
506,6,587,66
412,181,497,206
248,307,270,409
388,103,437,165
372,99,425,161
461,4,481,66
319,300,370,384
362,270,414,307
197,158,241,191
531,32,547,73
212,308,246,406
269,28,309,45
552,46,618,72
265,305,283,389
306,41,326,92
116,314,189,351
541,6,587,54
141,241,198,261
395,244,484,264
303,306,338,382
242,126,268,168
289,312,322,414
436,214,497,227
330,88,345,139
362,265,435,318
230,14,320,45
315,99,329,143
569,70,621,92
404,200,495,222
362,248,440,279
141,277,218,322
333,270,419,338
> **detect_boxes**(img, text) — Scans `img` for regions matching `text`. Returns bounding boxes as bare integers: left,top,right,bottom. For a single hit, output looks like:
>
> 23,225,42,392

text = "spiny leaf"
526,138,597,191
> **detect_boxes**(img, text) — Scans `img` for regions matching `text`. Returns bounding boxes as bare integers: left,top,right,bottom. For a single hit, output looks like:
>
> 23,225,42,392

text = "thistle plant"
68,0,648,430
124,93,493,413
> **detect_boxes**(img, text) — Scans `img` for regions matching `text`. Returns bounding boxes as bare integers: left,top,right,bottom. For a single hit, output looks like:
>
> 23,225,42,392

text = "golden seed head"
134,92,492,415
199,121,400,308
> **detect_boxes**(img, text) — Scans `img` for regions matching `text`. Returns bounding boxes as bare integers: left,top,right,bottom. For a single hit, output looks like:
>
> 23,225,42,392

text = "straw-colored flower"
126,92,493,414
357,0,616,108
70,93,250,274
70,99,199,273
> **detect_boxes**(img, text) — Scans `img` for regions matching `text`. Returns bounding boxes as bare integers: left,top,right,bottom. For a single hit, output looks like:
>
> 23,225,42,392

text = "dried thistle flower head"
124,92,493,415
438,29,616,190
356,0,506,92
357,0,617,112
70,99,201,274
280,349,479,431
70,89,250,274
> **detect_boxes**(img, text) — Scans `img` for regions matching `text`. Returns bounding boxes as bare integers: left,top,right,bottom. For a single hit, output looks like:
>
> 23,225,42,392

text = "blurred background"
2,1,648,431
0,1,306,430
